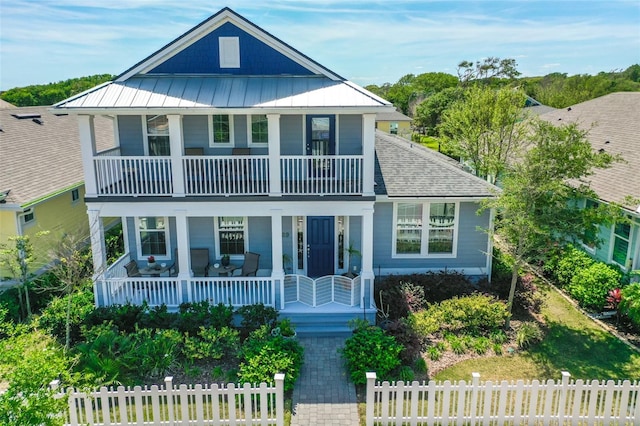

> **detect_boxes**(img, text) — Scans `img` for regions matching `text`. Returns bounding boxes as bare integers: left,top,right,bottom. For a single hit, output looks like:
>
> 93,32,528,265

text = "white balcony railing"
281,155,363,195
94,156,173,196
183,155,269,195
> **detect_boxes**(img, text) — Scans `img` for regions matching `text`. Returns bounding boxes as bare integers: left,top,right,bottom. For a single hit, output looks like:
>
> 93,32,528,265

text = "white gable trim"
117,8,342,82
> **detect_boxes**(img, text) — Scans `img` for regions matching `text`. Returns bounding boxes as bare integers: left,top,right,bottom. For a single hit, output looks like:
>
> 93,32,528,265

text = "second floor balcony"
92,148,364,197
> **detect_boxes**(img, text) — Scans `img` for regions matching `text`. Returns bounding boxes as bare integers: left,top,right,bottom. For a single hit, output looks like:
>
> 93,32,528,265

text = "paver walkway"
290,336,360,426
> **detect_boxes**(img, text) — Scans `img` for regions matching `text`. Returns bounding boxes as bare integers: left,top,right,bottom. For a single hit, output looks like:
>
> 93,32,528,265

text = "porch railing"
94,156,173,196
183,155,269,195
283,274,361,307
98,277,182,308
188,276,275,307
281,155,363,195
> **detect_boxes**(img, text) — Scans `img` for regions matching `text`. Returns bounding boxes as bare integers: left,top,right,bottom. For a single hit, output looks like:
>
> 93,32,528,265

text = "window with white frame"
210,115,233,146
394,202,457,256
216,217,246,257
21,209,35,225
249,115,268,145
581,199,599,253
71,188,80,203
390,122,399,135
611,220,631,268
137,217,169,258
145,115,170,156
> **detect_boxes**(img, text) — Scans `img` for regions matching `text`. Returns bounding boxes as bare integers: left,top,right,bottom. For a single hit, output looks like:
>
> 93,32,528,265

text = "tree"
482,120,618,327
0,232,49,319
457,57,521,85
414,87,464,136
0,74,114,107
439,86,528,183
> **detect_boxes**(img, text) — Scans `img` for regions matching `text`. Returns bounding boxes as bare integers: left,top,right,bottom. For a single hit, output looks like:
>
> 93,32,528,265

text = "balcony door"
306,115,335,177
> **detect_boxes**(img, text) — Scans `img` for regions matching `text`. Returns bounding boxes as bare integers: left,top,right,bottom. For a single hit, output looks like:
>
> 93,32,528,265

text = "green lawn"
433,284,640,382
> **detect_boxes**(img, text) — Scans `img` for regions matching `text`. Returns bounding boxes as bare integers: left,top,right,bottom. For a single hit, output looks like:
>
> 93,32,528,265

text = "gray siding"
118,116,144,155
348,216,363,272
248,217,272,268
188,217,215,261
372,201,489,273
281,115,303,155
182,116,210,153
234,115,248,147
339,115,362,155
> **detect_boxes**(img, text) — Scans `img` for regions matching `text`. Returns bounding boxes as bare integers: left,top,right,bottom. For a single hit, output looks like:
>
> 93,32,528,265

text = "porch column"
174,211,190,279
270,209,285,309
361,206,375,308
267,114,281,197
78,115,98,197
87,209,106,275
168,115,185,197
362,113,376,196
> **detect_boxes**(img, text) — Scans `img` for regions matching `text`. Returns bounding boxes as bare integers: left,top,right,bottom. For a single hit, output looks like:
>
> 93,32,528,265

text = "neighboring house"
376,110,412,137
539,92,640,272
0,105,113,281
53,8,495,329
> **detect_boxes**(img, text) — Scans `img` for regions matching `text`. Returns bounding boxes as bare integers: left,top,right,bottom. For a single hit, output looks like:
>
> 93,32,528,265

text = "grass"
434,282,640,382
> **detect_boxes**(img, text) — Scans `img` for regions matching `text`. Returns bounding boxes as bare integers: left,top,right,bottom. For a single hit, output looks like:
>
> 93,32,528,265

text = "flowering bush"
147,255,155,263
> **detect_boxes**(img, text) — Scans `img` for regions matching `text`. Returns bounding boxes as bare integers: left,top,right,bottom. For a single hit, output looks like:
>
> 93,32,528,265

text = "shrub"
183,326,240,362
566,263,622,310
237,330,303,392
554,245,595,288
397,366,415,382
236,304,278,332
132,328,183,380
620,283,640,330
426,346,442,361
472,336,491,355
37,289,95,346
516,322,543,348
342,326,402,385
384,318,424,364
84,303,145,333
412,294,509,337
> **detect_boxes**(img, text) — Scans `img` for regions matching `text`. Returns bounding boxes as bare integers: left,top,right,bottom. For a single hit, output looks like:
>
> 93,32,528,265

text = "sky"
1,0,639,91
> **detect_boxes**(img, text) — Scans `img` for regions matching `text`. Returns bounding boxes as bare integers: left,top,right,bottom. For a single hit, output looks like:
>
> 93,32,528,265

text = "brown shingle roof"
0,106,113,206
539,92,640,211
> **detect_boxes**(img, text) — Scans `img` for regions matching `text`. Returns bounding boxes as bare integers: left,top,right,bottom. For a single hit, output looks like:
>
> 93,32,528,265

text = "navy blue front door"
307,216,334,277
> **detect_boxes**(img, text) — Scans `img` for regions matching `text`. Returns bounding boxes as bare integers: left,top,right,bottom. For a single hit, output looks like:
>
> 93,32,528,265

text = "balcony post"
168,115,185,197
174,211,191,279
270,209,285,309
361,206,375,308
78,115,98,197
87,209,106,276
362,113,376,196
267,114,281,197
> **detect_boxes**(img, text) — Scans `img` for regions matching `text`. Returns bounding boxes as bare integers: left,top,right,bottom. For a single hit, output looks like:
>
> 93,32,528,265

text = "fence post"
165,376,174,426
366,372,377,426
275,373,285,426
470,373,480,421
558,371,571,423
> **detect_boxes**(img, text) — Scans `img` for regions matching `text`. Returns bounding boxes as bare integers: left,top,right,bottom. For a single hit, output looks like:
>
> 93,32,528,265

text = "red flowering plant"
606,288,623,325
147,255,155,263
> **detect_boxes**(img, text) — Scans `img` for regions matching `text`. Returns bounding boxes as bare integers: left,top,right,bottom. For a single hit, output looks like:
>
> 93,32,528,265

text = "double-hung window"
137,217,169,259
249,115,268,145
581,199,599,253
394,202,457,257
210,114,233,146
145,115,170,156
611,220,631,268
216,217,247,257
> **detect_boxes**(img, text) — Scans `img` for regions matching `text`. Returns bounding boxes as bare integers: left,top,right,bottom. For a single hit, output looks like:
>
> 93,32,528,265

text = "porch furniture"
170,248,210,276
185,147,204,155
124,260,141,277
208,264,239,277
234,252,260,277
139,264,171,276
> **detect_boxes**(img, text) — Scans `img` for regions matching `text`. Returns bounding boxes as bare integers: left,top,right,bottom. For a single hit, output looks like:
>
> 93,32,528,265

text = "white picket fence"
52,374,285,426
366,371,640,425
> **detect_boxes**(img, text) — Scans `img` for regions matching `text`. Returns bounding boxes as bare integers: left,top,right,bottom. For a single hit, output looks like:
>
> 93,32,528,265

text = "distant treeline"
0,74,115,107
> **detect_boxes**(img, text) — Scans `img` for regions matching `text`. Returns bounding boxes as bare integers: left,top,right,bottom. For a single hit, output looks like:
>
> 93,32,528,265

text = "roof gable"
118,7,342,81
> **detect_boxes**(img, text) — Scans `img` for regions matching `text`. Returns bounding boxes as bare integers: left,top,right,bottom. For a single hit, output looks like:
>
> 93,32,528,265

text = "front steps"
279,302,376,337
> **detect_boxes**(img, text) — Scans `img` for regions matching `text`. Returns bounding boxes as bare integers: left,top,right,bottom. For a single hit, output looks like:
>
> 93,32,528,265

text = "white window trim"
219,36,240,68
214,216,249,261
135,217,171,261
609,220,632,270
141,115,170,156
580,199,598,254
392,201,459,259
248,115,269,147
20,208,35,226
294,216,306,274
208,114,235,147
71,188,81,204
336,215,349,274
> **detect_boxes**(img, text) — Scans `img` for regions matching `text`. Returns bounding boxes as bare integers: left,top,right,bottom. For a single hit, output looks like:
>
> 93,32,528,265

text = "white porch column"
174,211,190,279
270,209,285,309
87,209,106,275
78,115,98,197
267,114,281,196
361,206,375,308
362,113,376,196
168,115,185,197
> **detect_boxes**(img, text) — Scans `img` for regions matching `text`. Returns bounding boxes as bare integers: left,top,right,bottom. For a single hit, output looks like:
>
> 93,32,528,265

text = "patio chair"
234,252,260,277
124,260,141,277
190,248,210,277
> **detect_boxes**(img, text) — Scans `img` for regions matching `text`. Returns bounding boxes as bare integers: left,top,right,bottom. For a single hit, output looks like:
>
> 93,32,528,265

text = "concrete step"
279,308,375,337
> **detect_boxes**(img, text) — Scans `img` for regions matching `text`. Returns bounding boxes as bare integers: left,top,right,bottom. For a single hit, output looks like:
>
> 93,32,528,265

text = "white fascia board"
54,106,391,116
88,200,375,218
382,196,490,202
118,10,342,82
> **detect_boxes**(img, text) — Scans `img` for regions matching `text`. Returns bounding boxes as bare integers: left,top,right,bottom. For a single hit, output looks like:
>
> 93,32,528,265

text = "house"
0,105,113,282
375,110,412,137
539,92,640,272
53,8,495,330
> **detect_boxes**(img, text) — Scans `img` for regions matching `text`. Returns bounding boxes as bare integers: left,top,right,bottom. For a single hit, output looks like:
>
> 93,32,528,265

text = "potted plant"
282,253,293,274
271,318,296,339
221,254,230,267
147,255,156,268
343,242,361,278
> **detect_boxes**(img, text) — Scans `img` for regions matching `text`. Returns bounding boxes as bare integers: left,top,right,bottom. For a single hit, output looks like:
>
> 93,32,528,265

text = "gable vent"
219,37,240,68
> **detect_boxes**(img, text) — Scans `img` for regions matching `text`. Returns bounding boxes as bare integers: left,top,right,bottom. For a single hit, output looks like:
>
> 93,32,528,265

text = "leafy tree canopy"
0,74,114,107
